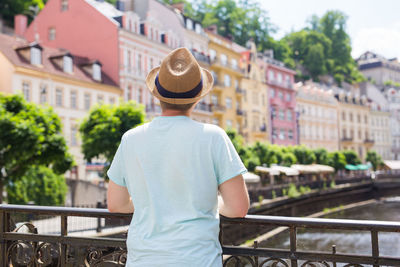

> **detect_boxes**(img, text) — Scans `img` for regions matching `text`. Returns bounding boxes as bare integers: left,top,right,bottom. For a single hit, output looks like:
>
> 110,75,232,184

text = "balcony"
364,138,375,145
235,86,245,95
190,49,210,65
341,137,354,142
260,124,267,132
211,104,226,113
236,108,244,116
194,102,212,113
1,204,400,266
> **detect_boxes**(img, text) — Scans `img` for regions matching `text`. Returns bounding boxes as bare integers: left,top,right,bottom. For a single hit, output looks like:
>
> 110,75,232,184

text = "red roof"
0,33,119,87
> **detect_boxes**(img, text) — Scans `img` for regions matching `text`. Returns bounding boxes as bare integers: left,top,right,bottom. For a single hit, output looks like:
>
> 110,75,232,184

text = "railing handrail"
221,214,400,232
2,204,400,232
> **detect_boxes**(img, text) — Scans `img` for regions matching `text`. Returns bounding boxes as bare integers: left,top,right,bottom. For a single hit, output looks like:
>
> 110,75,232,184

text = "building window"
48,27,56,41
213,118,219,126
63,55,73,73
97,94,104,103
279,129,285,140
224,74,231,87
22,82,30,101
358,130,362,139
138,88,143,103
357,114,361,123
349,112,353,122
109,97,115,105
342,128,346,138
279,109,285,120
270,89,275,98
211,94,218,106
286,93,291,102
277,73,282,84
278,91,283,100
287,110,292,121
272,128,277,139
342,111,346,121
39,84,47,104
30,47,41,65
288,129,293,140
71,124,78,146
252,92,259,105
93,63,101,81
225,97,232,109
209,49,216,61
268,70,274,81
56,88,63,107
61,0,68,11
127,50,131,72
226,119,233,128
137,54,142,74
271,107,276,118
364,115,368,124
231,59,238,69
220,54,227,66
84,93,91,110
70,91,77,109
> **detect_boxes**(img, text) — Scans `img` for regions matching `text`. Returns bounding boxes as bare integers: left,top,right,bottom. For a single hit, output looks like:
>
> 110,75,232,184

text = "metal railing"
1,204,400,266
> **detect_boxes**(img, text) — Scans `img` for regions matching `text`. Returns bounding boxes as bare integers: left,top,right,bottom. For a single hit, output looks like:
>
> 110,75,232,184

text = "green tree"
281,152,297,167
79,101,145,177
0,0,46,26
290,146,316,164
226,129,249,163
7,165,67,206
249,142,280,167
365,150,384,171
342,150,361,165
313,148,329,165
327,151,347,171
0,94,73,203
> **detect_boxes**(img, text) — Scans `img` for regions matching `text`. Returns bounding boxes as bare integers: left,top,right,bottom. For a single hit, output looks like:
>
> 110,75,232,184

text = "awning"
345,164,358,170
255,166,280,176
356,164,369,170
383,160,400,170
291,164,334,174
243,172,260,183
271,166,299,176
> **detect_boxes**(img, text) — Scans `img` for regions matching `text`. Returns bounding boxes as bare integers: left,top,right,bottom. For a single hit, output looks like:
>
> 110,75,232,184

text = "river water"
260,200,400,258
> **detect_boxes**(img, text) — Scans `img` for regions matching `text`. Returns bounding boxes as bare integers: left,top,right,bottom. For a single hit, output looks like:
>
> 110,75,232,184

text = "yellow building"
206,29,244,131
336,91,373,160
295,82,339,151
241,41,269,144
0,34,122,181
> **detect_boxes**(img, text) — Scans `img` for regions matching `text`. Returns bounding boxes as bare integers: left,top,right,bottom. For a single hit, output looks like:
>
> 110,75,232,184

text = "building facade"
369,102,392,160
206,29,244,131
357,51,400,86
240,41,269,144
295,82,339,151
262,52,297,146
0,33,122,180
383,87,400,159
336,91,373,160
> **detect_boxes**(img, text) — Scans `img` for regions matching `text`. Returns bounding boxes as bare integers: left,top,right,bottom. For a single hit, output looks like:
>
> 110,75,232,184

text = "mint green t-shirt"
107,116,247,267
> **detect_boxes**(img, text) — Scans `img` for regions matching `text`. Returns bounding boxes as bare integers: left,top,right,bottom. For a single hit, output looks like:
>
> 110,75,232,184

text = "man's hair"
159,101,196,111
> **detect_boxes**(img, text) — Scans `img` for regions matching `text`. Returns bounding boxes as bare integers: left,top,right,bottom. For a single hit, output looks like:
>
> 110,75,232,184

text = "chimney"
171,2,184,12
14,15,28,37
207,24,217,34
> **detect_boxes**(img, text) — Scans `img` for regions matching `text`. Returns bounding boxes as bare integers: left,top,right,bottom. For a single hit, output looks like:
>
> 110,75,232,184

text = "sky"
258,0,400,60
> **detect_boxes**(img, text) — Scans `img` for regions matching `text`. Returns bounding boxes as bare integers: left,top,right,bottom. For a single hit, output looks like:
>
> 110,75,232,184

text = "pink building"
263,52,297,146
23,0,180,113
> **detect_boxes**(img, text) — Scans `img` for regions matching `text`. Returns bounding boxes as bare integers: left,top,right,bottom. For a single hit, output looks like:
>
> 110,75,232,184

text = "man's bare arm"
218,174,249,218
107,180,134,213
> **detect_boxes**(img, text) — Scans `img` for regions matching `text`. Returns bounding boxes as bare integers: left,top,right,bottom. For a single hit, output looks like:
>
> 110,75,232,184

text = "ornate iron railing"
1,204,400,266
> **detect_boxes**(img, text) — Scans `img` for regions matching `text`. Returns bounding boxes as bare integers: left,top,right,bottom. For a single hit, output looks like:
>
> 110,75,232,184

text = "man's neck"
161,109,191,117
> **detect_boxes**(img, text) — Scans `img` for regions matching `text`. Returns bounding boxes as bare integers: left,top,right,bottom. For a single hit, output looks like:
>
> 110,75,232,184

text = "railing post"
371,230,379,267
0,210,6,267
290,226,298,267
60,215,68,267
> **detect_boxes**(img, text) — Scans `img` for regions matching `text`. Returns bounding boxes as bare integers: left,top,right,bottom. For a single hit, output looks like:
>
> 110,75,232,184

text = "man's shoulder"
122,123,149,139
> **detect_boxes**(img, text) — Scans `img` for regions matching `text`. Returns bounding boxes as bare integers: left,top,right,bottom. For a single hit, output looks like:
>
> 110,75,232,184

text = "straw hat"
146,47,214,104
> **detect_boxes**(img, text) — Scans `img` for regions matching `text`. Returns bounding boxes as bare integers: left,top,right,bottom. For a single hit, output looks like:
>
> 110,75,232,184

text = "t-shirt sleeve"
213,130,247,185
107,138,126,187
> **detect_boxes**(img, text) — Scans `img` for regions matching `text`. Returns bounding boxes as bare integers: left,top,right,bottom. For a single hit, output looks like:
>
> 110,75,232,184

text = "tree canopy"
0,94,73,203
79,101,145,177
365,150,383,171
0,0,46,26
7,165,67,206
